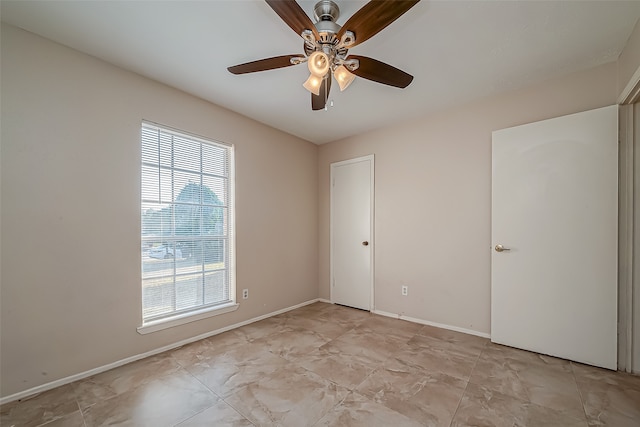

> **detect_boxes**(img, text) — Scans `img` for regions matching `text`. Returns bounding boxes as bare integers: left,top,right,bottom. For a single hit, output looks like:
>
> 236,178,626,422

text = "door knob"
495,244,511,252
362,241,369,246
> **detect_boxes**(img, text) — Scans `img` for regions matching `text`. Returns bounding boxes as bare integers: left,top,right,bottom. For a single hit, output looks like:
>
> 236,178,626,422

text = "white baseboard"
0,298,321,405
320,301,489,339
372,309,491,339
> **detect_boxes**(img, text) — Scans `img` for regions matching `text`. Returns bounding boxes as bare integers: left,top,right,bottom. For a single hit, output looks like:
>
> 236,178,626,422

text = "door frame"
618,66,640,373
619,104,635,373
330,155,375,311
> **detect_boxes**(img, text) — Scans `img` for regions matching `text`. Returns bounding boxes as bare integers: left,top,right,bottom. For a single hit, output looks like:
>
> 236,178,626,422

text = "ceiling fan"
228,0,420,110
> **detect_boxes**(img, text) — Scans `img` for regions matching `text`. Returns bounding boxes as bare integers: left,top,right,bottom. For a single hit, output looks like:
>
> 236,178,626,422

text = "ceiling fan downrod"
314,0,339,21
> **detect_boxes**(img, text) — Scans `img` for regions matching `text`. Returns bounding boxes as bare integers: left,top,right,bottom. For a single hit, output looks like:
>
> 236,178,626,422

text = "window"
139,122,235,331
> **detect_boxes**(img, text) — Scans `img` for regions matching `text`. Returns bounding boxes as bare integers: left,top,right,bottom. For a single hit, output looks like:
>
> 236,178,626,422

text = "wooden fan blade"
227,55,300,74
265,0,320,40
337,0,420,47
348,55,414,88
312,74,332,111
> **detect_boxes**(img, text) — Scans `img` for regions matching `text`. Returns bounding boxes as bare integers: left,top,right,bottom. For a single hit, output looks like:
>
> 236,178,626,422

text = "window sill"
137,302,239,335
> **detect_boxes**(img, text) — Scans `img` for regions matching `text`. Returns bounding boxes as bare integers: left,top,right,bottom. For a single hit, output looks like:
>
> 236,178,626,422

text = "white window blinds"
141,122,234,323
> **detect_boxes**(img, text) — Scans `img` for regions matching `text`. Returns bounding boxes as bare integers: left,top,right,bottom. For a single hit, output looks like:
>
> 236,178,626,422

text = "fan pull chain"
324,99,335,112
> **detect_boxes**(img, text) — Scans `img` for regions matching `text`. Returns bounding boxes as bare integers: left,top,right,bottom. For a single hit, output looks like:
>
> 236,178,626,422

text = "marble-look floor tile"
451,382,588,427
323,328,408,364
251,326,331,362
170,329,249,368
315,391,424,427
7,304,639,427
519,365,584,419
72,353,182,410
282,301,333,316
81,369,216,427
176,400,252,426
271,306,361,339
169,338,218,367
571,362,640,391
275,313,353,340
297,345,379,390
471,343,584,419
324,305,372,328
419,325,489,352
469,356,530,401
356,357,467,426
572,363,640,426
225,365,349,427
184,341,288,397
395,334,480,381
232,316,292,342
412,331,485,359
583,409,640,427
354,315,424,341
296,326,408,390
482,343,570,369
286,302,337,318
288,301,329,313
38,410,85,427
0,384,79,427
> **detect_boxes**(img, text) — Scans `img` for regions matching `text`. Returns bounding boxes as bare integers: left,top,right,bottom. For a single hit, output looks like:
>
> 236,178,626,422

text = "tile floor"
2,302,640,426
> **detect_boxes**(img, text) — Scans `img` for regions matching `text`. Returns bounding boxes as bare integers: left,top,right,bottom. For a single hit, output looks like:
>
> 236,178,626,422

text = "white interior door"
331,156,373,311
491,105,618,370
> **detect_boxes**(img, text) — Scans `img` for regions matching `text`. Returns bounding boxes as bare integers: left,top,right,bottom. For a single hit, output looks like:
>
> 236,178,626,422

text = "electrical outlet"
402,285,408,296
242,289,249,299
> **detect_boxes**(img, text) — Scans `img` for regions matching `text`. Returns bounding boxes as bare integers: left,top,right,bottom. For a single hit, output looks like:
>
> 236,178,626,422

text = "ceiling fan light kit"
307,51,330,77
334,64,355,91
228,0,420,110
303,74,323,96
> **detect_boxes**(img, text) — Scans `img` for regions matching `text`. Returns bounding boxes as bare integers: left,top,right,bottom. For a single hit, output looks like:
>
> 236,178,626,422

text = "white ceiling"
2,1,640,144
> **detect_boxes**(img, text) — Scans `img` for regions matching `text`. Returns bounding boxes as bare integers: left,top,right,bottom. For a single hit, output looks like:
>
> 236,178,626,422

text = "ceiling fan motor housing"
313,0,341,43
307,0,350,64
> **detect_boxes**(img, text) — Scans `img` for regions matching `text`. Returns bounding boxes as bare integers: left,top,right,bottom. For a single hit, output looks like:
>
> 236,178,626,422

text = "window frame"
137,121,237,334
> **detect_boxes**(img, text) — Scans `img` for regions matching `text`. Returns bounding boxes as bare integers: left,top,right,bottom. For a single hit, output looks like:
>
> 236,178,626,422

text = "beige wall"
0,24,318,398
618,18,640,100
318,62,618,335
